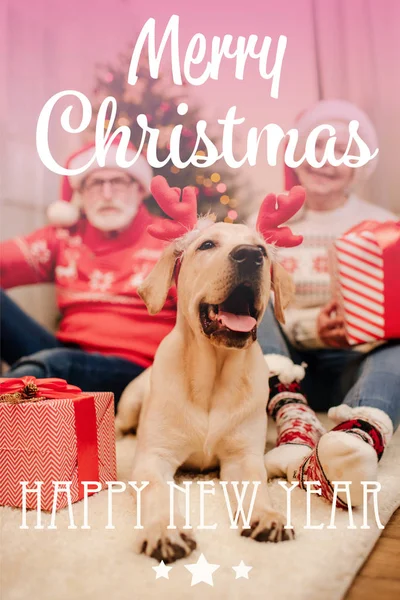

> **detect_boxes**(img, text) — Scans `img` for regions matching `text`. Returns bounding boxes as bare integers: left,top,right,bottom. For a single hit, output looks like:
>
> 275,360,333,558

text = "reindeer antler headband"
256,189,305,247
147,177,198,241
147,175,305,248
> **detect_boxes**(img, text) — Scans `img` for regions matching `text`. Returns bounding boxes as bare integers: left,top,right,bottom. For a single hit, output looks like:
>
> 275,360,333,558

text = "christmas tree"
89,49,250,222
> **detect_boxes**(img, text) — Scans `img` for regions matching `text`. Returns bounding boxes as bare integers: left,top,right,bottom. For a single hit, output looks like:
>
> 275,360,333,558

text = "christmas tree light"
89,48,251,222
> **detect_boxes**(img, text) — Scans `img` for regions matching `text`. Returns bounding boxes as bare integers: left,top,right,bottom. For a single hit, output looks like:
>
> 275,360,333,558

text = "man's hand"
317,300,350,348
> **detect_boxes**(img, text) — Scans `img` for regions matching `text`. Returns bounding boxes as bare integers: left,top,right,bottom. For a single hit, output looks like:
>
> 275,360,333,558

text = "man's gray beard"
86,203,139,232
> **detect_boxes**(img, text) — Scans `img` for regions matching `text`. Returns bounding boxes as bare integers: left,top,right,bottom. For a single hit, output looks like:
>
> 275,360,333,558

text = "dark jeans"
258,303,400,430
0,289,144,406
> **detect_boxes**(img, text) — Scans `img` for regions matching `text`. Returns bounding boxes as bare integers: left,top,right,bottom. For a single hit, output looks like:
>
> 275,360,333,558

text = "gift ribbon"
0,376,83,400
343,220,400,338
0,376,100,500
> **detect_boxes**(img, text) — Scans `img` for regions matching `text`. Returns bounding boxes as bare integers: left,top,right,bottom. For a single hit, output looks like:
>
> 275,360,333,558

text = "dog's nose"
229,245,264,269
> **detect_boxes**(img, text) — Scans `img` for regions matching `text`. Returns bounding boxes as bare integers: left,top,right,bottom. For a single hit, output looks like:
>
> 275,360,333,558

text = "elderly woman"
257,100,399,507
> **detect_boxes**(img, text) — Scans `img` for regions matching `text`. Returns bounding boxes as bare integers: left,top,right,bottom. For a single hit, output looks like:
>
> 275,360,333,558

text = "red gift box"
333,220,400,345
0,377,116,511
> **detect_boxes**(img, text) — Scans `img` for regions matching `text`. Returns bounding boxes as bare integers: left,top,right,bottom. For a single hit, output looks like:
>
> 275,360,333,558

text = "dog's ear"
271,262,295,324
137,243,178,315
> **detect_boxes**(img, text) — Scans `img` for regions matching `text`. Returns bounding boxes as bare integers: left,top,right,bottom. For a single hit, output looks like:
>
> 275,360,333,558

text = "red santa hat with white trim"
47,137,153,227
284,99,379,190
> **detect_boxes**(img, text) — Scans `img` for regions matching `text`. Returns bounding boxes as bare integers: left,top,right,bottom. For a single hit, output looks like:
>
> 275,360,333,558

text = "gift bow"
0,376,101,499
0,376,82,402
345,220,400,248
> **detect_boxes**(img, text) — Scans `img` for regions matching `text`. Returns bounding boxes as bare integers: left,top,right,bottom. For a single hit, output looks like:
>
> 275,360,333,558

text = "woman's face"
294,122,355,199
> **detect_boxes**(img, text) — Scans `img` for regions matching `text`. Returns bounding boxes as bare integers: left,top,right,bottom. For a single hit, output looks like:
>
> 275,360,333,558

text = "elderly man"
0,140,176,403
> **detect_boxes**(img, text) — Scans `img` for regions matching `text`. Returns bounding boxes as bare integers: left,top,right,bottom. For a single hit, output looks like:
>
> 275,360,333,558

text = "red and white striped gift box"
333,220,400,345
0,377,116,511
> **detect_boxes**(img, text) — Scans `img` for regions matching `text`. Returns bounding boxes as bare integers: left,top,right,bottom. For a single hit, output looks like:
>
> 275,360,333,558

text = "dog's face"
178,223,272,349
138,221,294,350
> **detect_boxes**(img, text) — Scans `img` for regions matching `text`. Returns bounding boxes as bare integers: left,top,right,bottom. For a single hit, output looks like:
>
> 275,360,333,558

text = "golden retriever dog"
119,177,304,562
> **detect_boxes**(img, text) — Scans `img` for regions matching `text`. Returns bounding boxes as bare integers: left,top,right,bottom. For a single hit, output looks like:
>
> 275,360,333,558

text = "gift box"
333,220,400,345
0,377,116,511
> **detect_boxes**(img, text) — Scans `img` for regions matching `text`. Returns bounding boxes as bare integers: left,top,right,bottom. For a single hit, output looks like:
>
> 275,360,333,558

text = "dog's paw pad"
241,520,295,543
255,523,295,543
241,521,259,538
149,540,164,562
141,532,197,564
181,532,197,551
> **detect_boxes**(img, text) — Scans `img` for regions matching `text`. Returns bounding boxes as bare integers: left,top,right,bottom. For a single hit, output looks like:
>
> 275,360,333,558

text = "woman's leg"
5,347,145,407
258,304,326,477
0,289,61,365
293,343,399,508
340,341,400,430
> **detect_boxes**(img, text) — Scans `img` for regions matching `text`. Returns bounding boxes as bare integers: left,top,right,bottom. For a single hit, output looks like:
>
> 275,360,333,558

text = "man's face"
80,168,146,231
294,122,355,201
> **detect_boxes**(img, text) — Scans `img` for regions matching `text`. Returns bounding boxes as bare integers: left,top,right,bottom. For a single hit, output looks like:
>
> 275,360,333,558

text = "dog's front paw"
137,520,197,563
241,510,294,543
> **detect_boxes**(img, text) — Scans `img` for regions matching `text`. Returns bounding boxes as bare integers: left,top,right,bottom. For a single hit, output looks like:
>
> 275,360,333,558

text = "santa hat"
284,99,379,190
47,137,153,227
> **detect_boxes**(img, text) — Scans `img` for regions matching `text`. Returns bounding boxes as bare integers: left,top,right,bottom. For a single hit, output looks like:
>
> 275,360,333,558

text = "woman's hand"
317,300,350,348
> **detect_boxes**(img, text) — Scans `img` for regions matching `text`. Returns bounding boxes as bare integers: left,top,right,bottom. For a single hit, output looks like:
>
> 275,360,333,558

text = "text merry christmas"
35,14,379,175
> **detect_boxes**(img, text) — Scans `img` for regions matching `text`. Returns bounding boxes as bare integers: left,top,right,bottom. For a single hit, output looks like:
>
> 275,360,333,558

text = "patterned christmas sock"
264,354,326,478
292,405,393,508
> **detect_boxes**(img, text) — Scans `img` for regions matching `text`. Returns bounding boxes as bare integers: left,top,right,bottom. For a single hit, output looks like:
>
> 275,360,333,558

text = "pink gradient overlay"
1,0,399,211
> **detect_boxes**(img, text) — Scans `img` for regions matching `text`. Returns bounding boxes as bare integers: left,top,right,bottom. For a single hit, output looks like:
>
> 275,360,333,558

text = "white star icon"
232,560,253,579
152,560,173,580
184,553,220,586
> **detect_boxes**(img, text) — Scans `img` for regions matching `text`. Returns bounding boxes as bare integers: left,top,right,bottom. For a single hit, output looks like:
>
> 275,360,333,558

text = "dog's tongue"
218,311,256,332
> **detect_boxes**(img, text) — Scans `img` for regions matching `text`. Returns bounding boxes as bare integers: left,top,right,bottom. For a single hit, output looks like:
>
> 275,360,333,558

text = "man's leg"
5,347,145,406
0,289,61,365
258,304,326,477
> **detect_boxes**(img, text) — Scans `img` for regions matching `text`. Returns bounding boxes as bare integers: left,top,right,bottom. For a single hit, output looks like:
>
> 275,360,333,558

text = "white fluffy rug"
1,415,400,600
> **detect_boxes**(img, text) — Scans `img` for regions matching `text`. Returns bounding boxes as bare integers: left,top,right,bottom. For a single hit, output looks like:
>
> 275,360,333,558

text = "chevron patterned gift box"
333,220,400,345
0,377,116,511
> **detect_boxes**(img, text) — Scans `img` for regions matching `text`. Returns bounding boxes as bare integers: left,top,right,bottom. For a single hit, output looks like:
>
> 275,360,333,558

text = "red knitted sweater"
0,205,176,367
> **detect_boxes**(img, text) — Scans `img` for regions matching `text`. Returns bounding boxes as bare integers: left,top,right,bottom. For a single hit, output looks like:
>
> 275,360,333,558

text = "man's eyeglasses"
82,176,135,193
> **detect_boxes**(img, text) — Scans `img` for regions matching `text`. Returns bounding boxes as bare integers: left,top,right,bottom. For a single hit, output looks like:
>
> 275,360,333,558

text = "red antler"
256,186,305,247
147,176,198,241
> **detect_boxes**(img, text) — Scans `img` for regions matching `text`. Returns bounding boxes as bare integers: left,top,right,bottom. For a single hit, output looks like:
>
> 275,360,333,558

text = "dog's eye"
197,240,216,251
257,245,267,257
